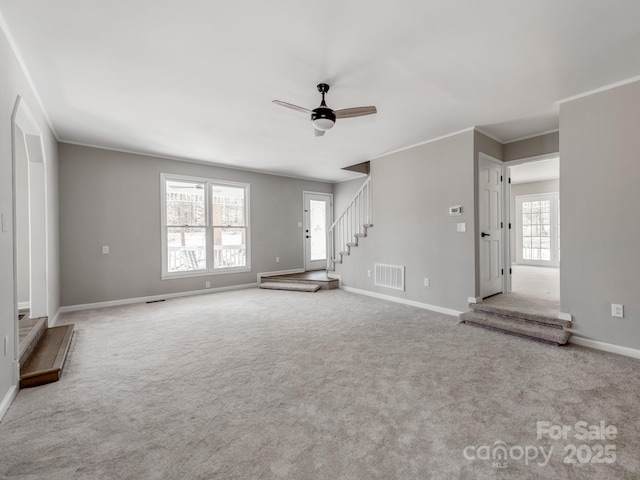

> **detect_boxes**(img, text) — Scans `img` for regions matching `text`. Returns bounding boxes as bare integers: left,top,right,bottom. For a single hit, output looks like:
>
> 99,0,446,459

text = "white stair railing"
327,176,373,271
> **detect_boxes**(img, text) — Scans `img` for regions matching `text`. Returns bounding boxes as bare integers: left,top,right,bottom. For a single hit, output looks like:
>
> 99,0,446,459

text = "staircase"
459,301,571,345
19,316,74,388
328,176,373,271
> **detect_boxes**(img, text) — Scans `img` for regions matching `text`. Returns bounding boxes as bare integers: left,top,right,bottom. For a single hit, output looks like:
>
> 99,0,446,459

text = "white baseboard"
256,268,305,283
49,308,61,327
327,272,341,281
18,301,30,310
342,286,463,317
467,296,481,304
569,336,640,360
59,283,258,313
558,312,572,322
0,384,19,422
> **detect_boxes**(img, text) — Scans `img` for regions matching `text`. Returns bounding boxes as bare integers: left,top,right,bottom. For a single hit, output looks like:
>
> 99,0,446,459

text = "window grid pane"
167,227,207,272
212,185,246,227
522,200,551,261
213,227,246,269
166,181,205,226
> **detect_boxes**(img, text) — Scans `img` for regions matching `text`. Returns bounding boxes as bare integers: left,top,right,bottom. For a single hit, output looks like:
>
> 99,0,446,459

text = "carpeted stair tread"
259,282,321,292
20,324,74,388
18,316,48,365
460,311,571,345
469,302,571,328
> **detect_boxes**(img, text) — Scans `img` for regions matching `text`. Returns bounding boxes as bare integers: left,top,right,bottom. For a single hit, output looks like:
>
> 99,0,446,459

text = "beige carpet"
483,265,561,319
1,288,638,479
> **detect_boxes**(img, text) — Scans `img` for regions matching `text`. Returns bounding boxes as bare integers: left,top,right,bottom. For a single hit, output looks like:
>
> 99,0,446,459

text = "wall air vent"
374,263,405,291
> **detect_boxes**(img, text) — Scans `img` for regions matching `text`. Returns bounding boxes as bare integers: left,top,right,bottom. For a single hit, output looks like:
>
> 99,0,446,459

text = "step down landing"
260,271,339,290
260,282,320,292
20,324,74,388
460,301,571,345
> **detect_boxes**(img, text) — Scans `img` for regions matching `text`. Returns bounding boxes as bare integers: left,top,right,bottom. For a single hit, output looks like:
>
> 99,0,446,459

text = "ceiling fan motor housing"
311,107,336,131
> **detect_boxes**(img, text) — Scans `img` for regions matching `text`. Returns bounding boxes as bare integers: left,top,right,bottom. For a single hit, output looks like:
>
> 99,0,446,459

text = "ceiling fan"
273,83,377,136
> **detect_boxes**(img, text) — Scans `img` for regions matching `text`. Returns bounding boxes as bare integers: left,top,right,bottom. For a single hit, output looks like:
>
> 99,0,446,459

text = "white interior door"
479,155,503,298
303,192,332,271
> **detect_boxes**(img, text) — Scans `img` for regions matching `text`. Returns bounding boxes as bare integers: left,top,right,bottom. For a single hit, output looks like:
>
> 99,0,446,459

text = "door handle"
481,232,490,237
306,235,311,239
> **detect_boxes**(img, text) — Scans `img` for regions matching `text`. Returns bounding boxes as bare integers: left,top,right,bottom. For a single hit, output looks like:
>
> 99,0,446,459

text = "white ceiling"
510,157,559,184
1,1,640,182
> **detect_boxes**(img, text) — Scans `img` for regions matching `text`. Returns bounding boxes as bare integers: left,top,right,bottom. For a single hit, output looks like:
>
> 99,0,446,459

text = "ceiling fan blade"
334,106,377,119
314,128,325,137
272,100,311,114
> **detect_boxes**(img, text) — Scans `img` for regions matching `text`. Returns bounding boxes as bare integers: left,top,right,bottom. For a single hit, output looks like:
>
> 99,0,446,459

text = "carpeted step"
469,302,571,328
19,316,48,366
20,324,74,388
259,282,321,292
460,311,571,345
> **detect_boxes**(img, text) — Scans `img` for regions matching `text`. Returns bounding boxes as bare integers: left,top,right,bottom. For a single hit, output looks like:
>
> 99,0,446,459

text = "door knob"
481,232,491,237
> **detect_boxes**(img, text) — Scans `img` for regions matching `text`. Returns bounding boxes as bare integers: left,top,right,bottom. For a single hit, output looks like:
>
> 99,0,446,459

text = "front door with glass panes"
303,192,332,271
516,193,559,267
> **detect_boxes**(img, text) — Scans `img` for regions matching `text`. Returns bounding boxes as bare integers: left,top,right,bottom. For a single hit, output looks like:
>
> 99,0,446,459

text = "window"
516,193,559,267
161,173,250,278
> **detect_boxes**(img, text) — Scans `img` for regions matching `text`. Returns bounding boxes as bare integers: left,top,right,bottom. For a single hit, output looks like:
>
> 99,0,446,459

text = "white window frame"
161,173,251,279
515,192,559,267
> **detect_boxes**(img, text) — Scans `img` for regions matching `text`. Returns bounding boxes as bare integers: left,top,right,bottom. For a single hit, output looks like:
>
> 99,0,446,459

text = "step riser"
260,279,338,290
259,282,321,292
460,311,571,345
469,303,571,328
464,321,566,346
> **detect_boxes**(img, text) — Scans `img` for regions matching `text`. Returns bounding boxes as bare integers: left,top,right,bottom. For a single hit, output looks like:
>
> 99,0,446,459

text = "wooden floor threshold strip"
20,324,74,388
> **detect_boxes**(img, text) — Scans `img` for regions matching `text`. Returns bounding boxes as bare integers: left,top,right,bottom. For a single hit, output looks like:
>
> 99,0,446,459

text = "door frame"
302,191,333,271
12,97,49,378
503,152,560,293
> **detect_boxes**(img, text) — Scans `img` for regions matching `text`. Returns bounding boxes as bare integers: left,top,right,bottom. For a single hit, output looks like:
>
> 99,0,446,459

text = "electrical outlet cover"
611,304,624,318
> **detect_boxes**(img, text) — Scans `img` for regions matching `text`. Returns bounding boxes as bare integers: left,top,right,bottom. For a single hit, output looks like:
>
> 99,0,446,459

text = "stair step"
339,251,350,256
260,273,339,290
332,258,342,264
470,302,570,328
460,311,571,345
354,233,367,238
346,242,357,247
363,223,373,228
259,282,320,292
19,317,48,365
20,324,74,388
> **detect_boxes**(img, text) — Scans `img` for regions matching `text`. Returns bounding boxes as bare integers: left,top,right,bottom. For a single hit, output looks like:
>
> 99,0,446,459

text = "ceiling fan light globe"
312,118,335,131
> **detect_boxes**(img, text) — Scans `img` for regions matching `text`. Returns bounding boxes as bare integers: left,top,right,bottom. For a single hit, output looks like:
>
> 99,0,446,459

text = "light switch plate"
457,222,467,233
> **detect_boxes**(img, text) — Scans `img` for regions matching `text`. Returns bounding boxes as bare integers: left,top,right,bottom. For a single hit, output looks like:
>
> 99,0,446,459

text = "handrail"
327,176,372,270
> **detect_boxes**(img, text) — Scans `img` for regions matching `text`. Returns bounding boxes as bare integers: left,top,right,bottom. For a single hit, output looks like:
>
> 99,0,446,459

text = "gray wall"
58,144,333,306
334,130,476,312
509,179,559,263
333,176,368,216
503,131,559,162
0,28,60,409
560,80,640,349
